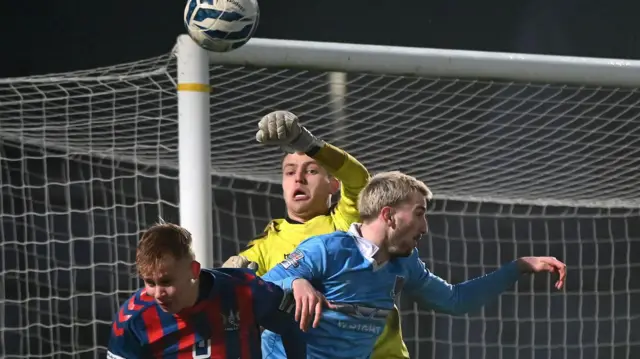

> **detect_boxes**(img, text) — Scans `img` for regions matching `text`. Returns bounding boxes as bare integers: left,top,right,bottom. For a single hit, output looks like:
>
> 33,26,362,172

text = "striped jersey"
107,268,305,359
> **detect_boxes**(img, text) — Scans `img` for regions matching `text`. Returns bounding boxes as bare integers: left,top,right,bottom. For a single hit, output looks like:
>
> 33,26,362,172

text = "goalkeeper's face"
281,153,339,221
386,192,428,258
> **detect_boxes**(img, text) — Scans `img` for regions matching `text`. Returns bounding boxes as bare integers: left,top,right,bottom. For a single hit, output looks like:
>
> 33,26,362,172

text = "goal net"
2,36,639,359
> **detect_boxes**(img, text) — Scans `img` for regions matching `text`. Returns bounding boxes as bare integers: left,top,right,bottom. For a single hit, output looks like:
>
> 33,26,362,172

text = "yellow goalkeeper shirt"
240,143,410,359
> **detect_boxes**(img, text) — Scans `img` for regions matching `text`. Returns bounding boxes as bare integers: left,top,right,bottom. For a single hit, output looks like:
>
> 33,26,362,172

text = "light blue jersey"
261,224,522,359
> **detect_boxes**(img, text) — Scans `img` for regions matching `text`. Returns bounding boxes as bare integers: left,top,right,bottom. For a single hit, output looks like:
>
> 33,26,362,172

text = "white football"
184,0,260,53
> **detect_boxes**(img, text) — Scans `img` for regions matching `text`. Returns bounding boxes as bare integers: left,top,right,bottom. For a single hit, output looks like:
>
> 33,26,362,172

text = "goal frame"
174,33,640,267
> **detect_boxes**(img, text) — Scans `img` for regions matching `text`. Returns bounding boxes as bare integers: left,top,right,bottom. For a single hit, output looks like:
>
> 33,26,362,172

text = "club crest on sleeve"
280,250,304,269
390,275,405,299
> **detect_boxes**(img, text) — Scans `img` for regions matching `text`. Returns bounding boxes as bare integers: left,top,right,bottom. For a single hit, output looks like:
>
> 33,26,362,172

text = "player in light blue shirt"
262,171,567,359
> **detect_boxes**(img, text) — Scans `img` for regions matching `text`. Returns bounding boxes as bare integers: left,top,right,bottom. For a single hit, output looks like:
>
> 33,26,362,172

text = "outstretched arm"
405,251,566,315
407,258,520,315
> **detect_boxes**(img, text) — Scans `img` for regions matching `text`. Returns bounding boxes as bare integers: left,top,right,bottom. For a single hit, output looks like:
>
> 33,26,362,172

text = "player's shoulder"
201,268,277,299
202,267,258,287
298,230,356,253
304,230,351,244
397,247,422,261
111,289,156,336
395,248,427,270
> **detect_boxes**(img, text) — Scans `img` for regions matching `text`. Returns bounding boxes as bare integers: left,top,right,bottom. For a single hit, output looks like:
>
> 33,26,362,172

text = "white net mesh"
1,43,639,359
203,65,640,209
0,55,179,359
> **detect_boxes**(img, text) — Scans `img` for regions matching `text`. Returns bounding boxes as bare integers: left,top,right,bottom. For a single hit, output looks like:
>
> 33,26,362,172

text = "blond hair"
357,171,432,222
136,223,195,276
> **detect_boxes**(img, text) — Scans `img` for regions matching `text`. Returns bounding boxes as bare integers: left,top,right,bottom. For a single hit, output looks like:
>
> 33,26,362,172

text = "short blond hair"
357,171,432,222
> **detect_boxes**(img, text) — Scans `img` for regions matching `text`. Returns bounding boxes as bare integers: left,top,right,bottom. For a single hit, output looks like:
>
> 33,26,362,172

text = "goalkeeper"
261,171,568,359
221,111,414,359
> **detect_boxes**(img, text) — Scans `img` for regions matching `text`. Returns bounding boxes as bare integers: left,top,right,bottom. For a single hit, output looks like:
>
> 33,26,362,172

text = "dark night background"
2,1,640,359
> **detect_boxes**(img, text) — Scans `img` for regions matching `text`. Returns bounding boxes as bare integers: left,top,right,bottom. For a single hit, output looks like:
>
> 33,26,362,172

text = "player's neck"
359,222,390,264
286,211,309,223
286,210,325,223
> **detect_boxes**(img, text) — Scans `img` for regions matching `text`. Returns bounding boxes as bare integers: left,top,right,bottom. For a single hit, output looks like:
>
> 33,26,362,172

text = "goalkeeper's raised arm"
221,111,412,359
222,110,370,276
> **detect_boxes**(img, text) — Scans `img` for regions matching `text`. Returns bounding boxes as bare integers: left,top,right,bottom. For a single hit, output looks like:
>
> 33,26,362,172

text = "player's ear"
380,206,395,227
190,261,201,279
329,177,340,194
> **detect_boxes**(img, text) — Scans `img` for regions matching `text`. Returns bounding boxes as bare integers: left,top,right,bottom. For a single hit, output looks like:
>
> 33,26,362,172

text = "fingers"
255,129,265,143
304,296,317,331
294,293,327,331
298,297,309,331
297,296,316,332
269,110,296,124
312,299,323,329
541,257,567,290
294,292,313,332
275,114,288,140
549,258,567,290
291,280,327,332
268,114,279,139
311,296,336,328
323,297,337,310
294,294,303,323
256,111,300,144
256,117,268,141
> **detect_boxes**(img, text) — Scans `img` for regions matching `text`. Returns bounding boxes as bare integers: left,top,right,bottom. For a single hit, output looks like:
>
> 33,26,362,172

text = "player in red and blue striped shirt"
107,222,306,359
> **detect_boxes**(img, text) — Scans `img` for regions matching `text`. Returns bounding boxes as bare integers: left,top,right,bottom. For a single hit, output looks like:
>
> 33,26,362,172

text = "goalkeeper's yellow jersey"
240,143,410,359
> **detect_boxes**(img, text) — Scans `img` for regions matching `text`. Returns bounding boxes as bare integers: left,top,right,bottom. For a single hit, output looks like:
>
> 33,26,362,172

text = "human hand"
291,278,334,331
516,256,567,290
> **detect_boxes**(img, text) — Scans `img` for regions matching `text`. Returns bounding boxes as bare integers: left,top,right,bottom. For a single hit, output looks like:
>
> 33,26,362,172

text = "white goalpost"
176,37,214,269
1,34,639,359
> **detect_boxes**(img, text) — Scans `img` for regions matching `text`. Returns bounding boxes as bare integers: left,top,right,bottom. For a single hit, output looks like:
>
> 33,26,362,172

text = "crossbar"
199,34,640,88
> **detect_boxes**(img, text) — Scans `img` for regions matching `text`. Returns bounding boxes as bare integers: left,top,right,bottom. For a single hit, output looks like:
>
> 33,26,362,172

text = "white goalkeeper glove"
256,111,325,154
221,255,259,272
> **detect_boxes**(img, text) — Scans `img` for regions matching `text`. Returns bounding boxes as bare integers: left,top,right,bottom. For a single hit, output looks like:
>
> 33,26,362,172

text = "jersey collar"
284,203,338,224
348,223,380,260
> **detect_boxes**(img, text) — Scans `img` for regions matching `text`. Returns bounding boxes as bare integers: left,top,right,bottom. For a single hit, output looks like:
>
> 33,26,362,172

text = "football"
184,0,260,53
